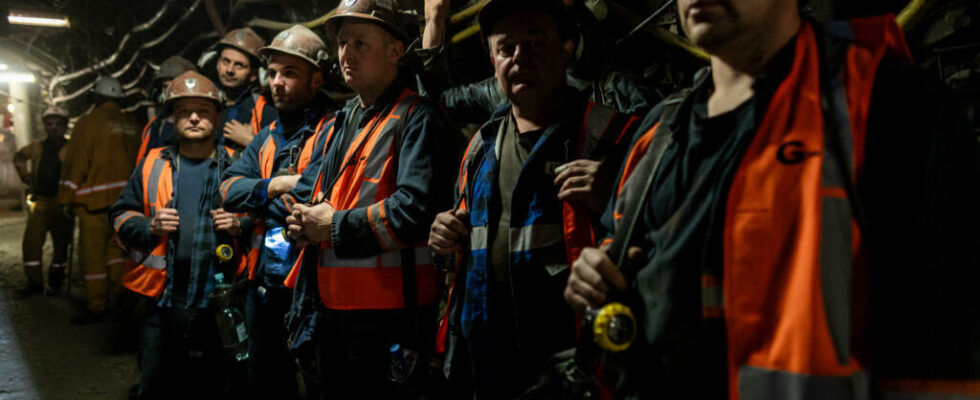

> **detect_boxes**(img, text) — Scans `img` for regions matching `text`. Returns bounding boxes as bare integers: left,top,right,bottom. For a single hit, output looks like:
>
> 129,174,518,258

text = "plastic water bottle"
387,343,419,384
213,273,249,361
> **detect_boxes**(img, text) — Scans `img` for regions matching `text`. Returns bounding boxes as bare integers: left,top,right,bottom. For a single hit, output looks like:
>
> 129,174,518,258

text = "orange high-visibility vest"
115,147,175,298
136,116,158,166
250,95,269,135
115,146,239,298
228,116,327,280
617,17,923,399
312,88,438,310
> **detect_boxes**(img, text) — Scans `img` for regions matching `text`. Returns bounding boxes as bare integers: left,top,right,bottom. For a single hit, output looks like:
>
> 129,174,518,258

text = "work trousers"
317,306,436,400
138,303,227,400
77,208,125,313
246,282,299,399
22,196,72,288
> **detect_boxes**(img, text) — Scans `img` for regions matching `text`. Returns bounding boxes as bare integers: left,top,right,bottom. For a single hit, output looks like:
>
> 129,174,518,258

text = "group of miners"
13,0,980,399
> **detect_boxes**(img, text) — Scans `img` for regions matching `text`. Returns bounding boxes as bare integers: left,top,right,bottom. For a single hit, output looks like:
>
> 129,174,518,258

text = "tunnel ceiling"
0,0,963,119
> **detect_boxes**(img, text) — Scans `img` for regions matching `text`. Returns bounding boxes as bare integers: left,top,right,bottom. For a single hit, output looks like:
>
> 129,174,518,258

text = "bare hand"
211,208,241,236
294,202,336,244
429,208,469,256
268,174,301,198
150,207,179,236
223,120,254,147
286,209,310,246
554,159,609,214
564,246,634,313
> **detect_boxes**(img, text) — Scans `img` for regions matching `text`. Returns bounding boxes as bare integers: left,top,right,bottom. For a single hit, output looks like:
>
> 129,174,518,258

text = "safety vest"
435,99,638,363
115,146,238,298
230,116,327,280
612,16,957,400
136,116,159,166
115,147,175,298
250,94,269,135
308,88,438,310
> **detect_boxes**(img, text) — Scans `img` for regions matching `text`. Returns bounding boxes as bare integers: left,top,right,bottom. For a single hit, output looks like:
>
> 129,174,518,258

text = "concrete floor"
0,202,137,400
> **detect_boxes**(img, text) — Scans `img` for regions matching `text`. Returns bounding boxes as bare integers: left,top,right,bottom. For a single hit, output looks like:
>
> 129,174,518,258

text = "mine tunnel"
0,0,978,399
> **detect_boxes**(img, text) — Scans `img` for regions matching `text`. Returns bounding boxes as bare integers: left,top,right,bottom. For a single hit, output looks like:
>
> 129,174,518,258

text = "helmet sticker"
185,78,197,89
345,0,356,6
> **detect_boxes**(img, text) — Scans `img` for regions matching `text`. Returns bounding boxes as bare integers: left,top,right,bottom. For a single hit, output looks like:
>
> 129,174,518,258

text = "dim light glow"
0,73,35,83
8,13,70,28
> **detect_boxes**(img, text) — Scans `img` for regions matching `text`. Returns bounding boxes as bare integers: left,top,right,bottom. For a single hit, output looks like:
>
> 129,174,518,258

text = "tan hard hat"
155,56,197,82
42,106,69,121
165,71,222,108
258,25,329,70
218,27,265,60
325,0,406,42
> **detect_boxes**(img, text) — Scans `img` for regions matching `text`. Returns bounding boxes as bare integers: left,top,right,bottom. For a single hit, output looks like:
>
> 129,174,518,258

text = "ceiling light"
0,73,36,83
0,65,8,71
8,12,70,28
7,104,13,113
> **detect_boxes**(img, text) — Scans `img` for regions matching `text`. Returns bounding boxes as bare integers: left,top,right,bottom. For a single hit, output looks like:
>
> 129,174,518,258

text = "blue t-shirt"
172,154,210,308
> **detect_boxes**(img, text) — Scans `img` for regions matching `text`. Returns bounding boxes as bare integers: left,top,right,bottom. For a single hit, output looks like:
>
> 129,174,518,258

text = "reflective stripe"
113,210,144,231
106,257,126,266
820,69,856,365
146,158,168,215
367,201,401,252
60,180,78,189
220,176,243,202
127,248,166,270
24,261,41,266
509,224,563,253
701,274,723,318
75,180,128,196
320,247,433,268
739,365,870,400
143,254,167,270
50,263,66,268
470,226,488,251
579,103,617,157
85,273,108,280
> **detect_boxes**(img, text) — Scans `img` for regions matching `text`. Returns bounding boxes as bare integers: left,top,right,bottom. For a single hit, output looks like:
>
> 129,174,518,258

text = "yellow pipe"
451,23,483,44
449,0,490,25
606,1,709,61
247,8,338,30
896,0,937,31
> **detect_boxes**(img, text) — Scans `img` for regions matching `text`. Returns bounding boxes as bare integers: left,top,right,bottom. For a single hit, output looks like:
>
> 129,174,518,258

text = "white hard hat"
42,106,70,120
93,76,125,99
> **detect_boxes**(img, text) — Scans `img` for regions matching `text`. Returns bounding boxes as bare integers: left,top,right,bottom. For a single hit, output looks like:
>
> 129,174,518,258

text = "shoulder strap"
607,91,689,269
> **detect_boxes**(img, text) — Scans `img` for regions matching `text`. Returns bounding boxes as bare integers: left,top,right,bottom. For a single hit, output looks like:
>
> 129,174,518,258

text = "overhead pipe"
449,0,489,25
897,0,939,31
246,8,337,30
204,0,228,37
47,0,178,94
606,1,709,60
122,64,152,90
49,0,203,104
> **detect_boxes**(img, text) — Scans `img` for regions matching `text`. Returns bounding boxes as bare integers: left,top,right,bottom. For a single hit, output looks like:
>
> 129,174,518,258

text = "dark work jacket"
602,22,980,399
